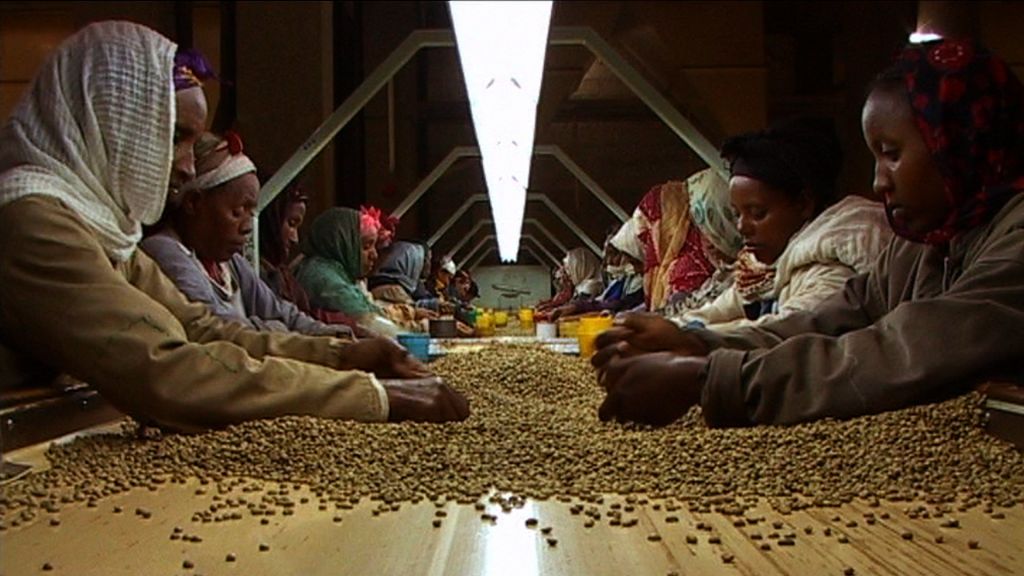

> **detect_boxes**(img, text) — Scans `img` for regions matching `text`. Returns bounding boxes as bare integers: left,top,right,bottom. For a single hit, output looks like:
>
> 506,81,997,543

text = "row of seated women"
2,23,1019,431
138,109,893,373
537,117,892,337
139,131,478,341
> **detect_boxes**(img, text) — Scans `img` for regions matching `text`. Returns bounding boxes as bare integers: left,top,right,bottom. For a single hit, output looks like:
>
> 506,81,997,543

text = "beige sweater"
0,196,388,431
679,195,892,330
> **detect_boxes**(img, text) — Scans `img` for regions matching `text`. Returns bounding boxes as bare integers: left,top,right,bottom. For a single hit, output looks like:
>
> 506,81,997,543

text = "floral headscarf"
177,131,256,197
887,38,1024,244
631,169,739,310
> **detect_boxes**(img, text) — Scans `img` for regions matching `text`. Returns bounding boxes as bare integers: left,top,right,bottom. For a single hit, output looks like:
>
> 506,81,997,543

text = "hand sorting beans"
0,346,1021,530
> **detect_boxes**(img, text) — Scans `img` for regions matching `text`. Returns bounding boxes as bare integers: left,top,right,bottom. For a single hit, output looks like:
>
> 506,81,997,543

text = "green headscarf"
295,207,379,315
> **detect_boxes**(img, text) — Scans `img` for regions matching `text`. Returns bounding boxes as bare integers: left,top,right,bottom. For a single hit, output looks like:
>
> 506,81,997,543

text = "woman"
563,247,605,301
426,255,457,301
535,266,573,313
550,226,645,320
369,240,450,316
259,182,312,311
631,168,743,313
593,38,1024,428
295,208,416,337
535,248,603,322
0,22,467,430
448,269,478,307
675,118,892,330
362,204,399,253
142,132,350,337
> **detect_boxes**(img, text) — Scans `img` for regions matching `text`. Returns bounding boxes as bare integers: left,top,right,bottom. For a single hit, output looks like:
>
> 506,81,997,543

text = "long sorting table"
2,343,1022,576
1,421,1022,576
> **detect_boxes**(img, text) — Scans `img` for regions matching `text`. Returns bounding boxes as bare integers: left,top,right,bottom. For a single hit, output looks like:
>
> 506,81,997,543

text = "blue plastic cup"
396,333,431,362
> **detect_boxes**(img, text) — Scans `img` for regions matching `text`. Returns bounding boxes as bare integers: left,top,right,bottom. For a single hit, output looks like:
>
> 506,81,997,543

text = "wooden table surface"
1,426,1021,576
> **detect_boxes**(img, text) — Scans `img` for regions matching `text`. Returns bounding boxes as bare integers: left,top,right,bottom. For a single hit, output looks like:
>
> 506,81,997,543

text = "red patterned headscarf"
361,205,398,248
886,38,1024,244
359,205,383,239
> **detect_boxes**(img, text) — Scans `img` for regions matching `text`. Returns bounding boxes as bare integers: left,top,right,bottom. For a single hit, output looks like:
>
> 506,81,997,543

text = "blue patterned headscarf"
369,240,428,296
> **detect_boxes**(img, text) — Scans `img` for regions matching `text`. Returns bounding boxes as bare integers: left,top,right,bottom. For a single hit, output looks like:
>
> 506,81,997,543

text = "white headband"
180,153,257,195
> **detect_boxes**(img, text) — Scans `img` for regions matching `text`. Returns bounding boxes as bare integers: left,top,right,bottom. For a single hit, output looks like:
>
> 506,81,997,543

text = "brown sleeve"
0,197,387,431
700,232,1024,427
127,249,350,367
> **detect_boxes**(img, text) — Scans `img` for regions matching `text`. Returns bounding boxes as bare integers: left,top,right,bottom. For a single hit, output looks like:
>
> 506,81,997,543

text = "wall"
6,0,1024,253
763,1,917,200
0,1,176,121
234,1,336,219
981,1,1024,81
471,265,553,311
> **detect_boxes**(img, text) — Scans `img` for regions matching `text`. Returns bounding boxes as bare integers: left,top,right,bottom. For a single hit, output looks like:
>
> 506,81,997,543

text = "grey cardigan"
141,232,349,338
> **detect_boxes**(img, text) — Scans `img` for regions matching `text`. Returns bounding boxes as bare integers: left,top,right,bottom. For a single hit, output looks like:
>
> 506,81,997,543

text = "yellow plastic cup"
580,315,614,333
577,315,614,358
518,308,535,331
494,311,509,327
559,320,580,338
578,330,599,358
476,311,495,337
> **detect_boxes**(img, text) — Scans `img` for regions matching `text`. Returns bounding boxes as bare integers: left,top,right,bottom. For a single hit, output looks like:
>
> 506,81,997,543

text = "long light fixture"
449,0,553,262
908,31,942,44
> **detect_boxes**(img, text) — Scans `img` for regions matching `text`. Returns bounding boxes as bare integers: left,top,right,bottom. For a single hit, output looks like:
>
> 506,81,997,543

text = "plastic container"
577,315,615,359
579,315,614,333
558,320,580,338
494,311,509,327
396,333,431,362
536,321,557,339
429,318,457,338
475,311,495,337
518,308,535,331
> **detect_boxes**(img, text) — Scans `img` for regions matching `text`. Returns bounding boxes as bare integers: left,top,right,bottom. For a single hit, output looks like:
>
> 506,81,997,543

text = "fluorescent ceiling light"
450,0,553,262
909,31,942,44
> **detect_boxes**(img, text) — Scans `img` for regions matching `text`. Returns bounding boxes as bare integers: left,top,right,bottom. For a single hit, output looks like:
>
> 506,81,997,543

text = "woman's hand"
596,353,708,426
338,337,433,378
382,377,470,422
415,307,439,321
551,303,583,322
591,312,709,371
455,321,475,337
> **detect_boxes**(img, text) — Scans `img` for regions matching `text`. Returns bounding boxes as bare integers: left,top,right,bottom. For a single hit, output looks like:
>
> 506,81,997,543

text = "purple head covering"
173,48,216,91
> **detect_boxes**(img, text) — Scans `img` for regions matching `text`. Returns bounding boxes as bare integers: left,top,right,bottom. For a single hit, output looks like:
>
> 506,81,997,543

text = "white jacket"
678,195,892,331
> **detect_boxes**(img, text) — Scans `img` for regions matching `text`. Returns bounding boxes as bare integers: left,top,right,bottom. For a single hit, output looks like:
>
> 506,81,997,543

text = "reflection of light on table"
482,499,540,576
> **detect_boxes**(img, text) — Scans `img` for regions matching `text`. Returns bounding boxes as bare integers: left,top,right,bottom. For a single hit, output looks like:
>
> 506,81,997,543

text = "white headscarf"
0,21,177,262
179,133,257,196
563,247,604,297
609,217,644,262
